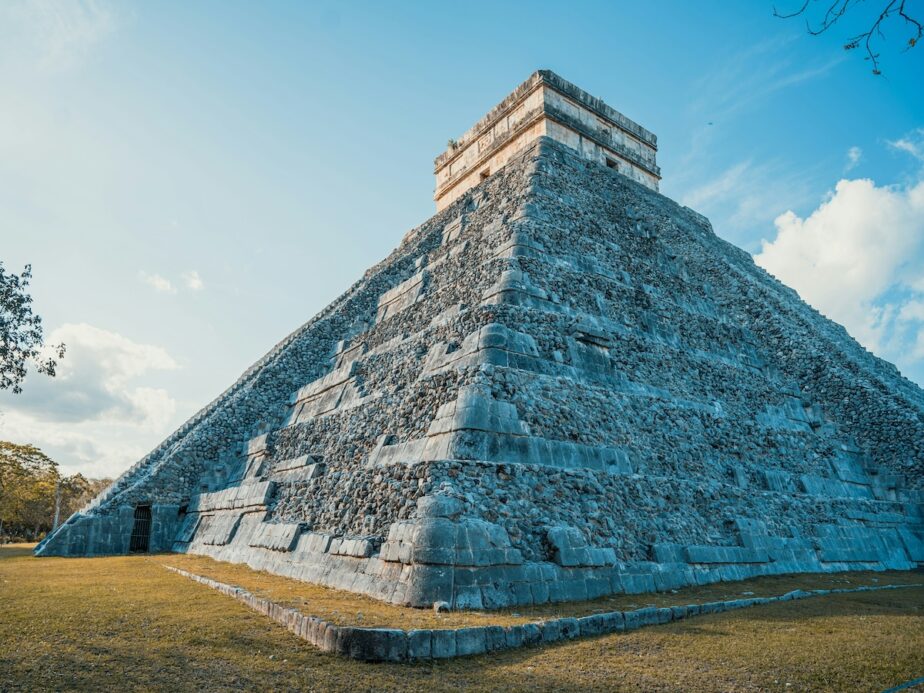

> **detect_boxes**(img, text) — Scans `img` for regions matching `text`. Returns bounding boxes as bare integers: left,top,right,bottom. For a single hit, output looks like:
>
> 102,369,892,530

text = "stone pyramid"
39,72,923,610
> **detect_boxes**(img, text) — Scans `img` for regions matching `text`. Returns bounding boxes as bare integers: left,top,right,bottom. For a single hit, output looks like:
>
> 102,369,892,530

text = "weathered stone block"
347,628,407,662
454,627,487,657
430,630,457,659
407,629,432,660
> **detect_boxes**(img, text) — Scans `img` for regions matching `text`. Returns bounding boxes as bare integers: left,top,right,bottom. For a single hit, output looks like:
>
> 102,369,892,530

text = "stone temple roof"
433,70,660,210
433,70,657,171
39,133,924,611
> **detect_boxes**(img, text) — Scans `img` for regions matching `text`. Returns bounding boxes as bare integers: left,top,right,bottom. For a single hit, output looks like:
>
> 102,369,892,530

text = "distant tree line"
0,441,110,543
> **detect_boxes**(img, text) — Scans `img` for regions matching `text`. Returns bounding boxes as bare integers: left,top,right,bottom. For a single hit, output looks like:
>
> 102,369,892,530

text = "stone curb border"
164,566,922,663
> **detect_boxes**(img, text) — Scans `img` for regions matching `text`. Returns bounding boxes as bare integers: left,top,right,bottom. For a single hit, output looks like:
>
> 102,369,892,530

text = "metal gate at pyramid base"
129,505,152,552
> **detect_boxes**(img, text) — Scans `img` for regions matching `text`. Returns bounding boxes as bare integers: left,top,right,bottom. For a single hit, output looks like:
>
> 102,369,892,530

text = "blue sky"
2,0,923,478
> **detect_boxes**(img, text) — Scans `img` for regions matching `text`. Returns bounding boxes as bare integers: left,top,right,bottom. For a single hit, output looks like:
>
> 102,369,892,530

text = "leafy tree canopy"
0,262,65,394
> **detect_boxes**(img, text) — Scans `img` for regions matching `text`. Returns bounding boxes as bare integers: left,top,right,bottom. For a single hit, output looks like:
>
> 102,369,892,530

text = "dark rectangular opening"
480,169,490,181
605,158,619,171
129,504,152,552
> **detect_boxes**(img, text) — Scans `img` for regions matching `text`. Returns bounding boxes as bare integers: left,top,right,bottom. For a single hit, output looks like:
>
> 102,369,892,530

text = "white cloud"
0,410,149,479
182,270,204,290
139,271,176,294
755,177,924,379
9,322,178,424
845,146,862,171
0,323,179,477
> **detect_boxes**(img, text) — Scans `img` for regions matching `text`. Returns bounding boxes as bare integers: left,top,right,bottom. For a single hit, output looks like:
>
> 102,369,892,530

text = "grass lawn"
1,543,922,692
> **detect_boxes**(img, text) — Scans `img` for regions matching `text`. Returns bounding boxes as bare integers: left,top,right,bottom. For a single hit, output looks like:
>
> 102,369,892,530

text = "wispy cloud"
686,36,843,125
888,128,924,162
669,37,843,239
845,146,862,171
140,270,205,293
139,271,176,294
182,270,204,291
681,161,752,210
678,158,821,245
0,0,116,72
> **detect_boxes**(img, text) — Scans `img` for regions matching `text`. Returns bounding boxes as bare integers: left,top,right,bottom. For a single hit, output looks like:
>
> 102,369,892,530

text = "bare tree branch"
774,0,922,74
773,0,812,20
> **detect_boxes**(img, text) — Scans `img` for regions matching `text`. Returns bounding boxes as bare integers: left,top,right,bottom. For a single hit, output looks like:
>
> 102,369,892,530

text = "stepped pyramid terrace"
37,70,924,610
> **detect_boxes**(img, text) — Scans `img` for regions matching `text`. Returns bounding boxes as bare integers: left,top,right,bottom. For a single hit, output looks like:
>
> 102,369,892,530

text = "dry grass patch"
2,544,922,692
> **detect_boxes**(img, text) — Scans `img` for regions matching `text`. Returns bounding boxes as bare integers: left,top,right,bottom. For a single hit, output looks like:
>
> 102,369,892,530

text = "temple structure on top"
434,69,660,210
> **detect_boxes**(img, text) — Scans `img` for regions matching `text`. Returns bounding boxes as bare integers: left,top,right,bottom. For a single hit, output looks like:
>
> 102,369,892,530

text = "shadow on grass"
0,543,36,559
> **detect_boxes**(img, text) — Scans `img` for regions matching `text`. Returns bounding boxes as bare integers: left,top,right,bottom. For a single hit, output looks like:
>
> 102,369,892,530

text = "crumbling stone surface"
38,136,923,611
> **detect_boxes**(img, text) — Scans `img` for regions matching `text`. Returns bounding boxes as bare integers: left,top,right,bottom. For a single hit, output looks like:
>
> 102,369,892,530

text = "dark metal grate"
129,505,152,552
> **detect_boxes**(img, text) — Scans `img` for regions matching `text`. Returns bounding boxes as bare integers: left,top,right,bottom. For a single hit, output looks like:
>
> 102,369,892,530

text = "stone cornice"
434,70,656,172
433,105,662,202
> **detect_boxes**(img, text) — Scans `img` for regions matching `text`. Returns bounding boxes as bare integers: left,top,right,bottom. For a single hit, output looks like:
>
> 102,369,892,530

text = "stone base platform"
165,565,923,662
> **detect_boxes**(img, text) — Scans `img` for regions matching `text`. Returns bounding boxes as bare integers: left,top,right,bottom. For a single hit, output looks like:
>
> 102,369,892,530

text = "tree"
0,262,65,394
774,0,922,74
0,441,58,541
0,441,111,542
59,474,112,522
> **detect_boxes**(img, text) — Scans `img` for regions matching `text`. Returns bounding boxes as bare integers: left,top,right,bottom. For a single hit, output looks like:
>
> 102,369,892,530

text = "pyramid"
38,71,924,610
